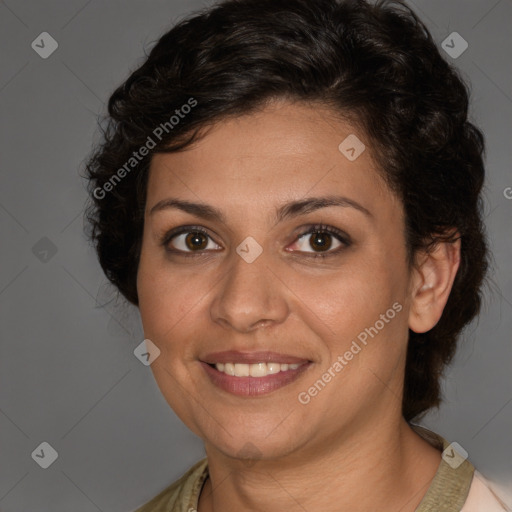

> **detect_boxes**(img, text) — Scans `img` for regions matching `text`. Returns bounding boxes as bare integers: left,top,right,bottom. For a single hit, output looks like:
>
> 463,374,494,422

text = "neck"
198,417,441,512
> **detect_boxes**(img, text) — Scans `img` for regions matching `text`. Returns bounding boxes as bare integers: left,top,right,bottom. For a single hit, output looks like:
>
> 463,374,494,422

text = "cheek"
137,251,183,336
300,267,408,407
297,253,409,381
137,253,217,361
299,259,402,332
138,272,192,335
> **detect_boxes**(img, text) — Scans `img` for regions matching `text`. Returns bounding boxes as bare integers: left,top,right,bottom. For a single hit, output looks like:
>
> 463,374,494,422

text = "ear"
408,233,461,333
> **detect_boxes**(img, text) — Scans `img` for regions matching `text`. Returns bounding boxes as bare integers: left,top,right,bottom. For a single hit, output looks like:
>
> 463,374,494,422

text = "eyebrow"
148,195,372,223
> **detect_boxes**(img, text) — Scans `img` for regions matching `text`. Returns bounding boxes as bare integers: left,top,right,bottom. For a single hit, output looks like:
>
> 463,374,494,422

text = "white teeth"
267,362,280,374
234,363,250,377
250,363,267,377
214,362,303,377
224,363,235,376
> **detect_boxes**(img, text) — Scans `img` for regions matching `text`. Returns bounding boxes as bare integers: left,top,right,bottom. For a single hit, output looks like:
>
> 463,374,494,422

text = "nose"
209,247,289,333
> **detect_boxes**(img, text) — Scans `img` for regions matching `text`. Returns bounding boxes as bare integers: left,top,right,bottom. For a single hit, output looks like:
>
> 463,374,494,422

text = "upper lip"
200,350,310,365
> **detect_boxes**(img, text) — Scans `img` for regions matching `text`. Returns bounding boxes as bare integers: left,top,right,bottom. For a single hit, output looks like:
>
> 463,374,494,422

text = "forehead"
147,100,392,214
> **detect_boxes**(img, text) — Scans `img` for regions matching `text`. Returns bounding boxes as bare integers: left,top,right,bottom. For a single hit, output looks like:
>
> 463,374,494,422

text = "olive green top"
133,425,477,512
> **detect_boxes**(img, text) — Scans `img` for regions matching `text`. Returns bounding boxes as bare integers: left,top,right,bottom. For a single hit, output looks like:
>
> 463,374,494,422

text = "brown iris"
185,232,208,250
309,232,332,252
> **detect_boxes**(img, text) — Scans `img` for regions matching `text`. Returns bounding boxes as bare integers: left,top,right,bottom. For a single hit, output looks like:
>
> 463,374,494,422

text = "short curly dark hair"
84,0,488,422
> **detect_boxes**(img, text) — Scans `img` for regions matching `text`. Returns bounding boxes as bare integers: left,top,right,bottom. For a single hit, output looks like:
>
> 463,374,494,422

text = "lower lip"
200,361,312,396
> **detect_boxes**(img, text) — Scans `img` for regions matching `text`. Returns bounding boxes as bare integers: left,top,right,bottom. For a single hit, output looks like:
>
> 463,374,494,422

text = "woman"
85,0,509,510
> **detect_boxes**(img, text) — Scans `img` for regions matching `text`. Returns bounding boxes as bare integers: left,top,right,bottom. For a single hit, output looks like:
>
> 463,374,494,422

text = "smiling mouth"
208,361,303,377
201,360,312,396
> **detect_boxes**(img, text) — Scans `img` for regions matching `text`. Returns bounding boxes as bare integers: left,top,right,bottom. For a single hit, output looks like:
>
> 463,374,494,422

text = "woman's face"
137,99,414,461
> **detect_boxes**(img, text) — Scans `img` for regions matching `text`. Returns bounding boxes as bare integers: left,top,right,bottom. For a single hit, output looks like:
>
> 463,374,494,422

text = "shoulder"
409,424,511,512
460,471,511,512
132,457,209,512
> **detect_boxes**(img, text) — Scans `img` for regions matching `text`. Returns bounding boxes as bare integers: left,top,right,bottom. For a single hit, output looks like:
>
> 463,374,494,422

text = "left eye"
289,227,349,255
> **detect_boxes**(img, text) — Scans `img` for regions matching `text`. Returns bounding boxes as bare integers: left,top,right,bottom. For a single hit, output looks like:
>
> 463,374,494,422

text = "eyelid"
287,223,352,258
160,225,221,253
292,223,351,245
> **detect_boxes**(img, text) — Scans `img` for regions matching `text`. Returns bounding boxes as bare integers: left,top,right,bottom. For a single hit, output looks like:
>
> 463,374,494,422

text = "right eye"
161,226,222,256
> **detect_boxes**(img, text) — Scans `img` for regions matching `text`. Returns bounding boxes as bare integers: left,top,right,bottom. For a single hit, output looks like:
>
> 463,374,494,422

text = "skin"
136,99,461,512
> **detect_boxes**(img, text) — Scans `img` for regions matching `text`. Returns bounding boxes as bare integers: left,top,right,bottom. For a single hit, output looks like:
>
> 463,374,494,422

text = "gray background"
0,0,511,510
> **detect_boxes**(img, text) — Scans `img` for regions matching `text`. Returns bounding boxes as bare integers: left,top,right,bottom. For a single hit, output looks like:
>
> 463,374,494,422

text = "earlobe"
408,234,461,334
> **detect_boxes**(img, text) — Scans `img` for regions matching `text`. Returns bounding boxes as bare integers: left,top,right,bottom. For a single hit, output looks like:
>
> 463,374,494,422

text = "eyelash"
160,223,351,259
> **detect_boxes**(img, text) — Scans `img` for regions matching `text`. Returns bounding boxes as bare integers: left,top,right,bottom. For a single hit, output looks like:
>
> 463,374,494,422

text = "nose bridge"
210,245,288,331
